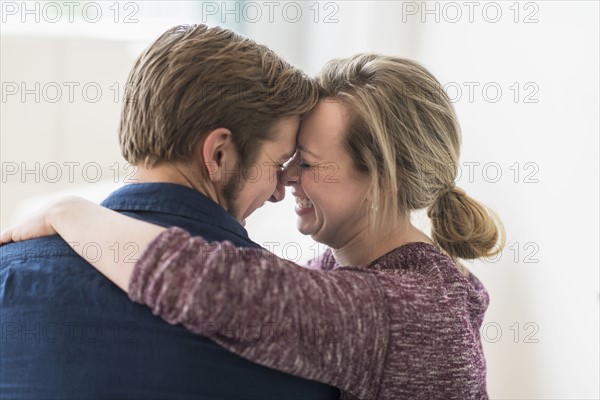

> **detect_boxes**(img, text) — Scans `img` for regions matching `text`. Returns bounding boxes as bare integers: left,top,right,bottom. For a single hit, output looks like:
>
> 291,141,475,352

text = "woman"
2,54,504,399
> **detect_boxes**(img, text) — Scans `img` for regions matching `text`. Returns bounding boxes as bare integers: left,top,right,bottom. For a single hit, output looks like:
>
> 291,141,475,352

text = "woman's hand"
0,197,79,245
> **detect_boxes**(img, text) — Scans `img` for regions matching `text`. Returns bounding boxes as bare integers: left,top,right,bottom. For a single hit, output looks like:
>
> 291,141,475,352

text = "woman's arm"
0,196,166,292
130,227,390,400
2,196,389,398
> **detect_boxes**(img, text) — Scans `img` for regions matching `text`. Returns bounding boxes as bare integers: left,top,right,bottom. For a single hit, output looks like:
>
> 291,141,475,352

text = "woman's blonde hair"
317,54,505,261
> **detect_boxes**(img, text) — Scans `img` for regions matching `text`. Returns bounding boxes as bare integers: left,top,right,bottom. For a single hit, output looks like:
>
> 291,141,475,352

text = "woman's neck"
332,219,434,267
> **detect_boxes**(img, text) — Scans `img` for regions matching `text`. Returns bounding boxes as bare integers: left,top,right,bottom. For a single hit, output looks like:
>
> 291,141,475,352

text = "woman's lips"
294,196,314,216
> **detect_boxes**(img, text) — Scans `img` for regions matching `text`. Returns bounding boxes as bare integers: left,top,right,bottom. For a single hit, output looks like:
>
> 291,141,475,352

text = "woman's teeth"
296,197,313,208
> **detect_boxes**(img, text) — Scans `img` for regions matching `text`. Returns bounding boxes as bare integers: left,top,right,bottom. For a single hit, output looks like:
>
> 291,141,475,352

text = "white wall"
414,3,599,398
1,1,598,399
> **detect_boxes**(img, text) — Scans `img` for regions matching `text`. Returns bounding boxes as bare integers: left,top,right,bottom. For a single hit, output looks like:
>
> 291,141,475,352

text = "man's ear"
194,128,234,183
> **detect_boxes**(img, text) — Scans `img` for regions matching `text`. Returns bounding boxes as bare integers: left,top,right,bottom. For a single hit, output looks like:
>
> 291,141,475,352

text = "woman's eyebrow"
297,144,319,158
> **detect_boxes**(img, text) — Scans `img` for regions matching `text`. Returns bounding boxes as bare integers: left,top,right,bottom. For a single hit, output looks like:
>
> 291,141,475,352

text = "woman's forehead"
298,101,347,149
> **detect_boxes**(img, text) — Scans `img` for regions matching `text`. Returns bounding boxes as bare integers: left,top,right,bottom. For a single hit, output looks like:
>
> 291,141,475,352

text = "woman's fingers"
0,228,15,245
0,205,59,245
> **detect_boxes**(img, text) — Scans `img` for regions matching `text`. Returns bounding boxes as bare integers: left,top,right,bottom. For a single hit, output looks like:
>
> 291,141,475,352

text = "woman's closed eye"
298,160,315,170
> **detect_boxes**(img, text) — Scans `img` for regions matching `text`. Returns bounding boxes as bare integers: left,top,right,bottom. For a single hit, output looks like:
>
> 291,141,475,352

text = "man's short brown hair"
119,24,317,167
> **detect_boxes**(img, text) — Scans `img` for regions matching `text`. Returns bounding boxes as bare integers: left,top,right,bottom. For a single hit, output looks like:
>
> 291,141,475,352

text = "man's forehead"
261,132,296,161
266,118,299,152
268,115,301,132
280,148,296,159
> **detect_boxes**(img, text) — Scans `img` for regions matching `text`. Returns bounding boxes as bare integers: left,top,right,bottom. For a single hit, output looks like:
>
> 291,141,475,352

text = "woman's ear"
195,128,234,183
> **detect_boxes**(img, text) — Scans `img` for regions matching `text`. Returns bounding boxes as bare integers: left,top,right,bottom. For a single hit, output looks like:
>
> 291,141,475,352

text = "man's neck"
132,163,221,205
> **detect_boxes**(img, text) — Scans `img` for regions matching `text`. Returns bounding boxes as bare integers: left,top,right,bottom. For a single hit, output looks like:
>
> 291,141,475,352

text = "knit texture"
129,227,490,400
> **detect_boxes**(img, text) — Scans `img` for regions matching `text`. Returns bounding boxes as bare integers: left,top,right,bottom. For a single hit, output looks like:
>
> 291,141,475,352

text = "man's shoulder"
0,235,74,265
0,236,92,294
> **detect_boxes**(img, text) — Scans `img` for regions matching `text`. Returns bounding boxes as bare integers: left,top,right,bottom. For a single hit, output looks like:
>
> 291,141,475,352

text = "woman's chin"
296,217,320,237
296,222,312,236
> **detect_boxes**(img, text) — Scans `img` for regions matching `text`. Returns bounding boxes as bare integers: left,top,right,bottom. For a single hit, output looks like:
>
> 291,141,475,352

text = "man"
0,24,338,399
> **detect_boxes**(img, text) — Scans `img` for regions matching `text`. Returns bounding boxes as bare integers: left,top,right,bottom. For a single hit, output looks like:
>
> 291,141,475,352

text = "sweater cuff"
128,226,191,304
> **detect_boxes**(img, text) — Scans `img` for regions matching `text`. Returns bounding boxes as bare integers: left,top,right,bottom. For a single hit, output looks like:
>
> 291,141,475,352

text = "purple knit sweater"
129,227,490,400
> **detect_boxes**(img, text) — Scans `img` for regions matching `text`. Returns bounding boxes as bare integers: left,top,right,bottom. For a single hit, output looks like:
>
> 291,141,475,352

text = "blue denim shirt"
0,183,338,399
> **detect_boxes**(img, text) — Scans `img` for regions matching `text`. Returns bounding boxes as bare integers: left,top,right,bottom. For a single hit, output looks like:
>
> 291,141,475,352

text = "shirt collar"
100,182,251,240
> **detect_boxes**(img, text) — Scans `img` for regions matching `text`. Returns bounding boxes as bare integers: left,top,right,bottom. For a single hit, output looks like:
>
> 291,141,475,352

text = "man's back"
0,183,338,399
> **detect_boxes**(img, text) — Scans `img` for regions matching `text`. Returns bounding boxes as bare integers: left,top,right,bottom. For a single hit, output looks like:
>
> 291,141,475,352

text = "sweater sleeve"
129,227,390,400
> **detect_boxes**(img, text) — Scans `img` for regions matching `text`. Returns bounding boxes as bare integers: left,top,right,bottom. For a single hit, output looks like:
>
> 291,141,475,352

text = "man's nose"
268,170,287,203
